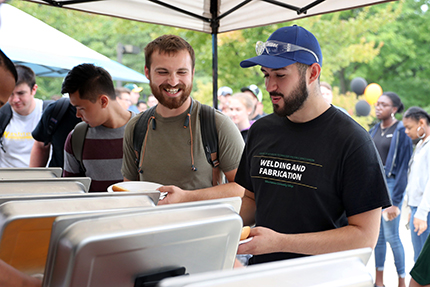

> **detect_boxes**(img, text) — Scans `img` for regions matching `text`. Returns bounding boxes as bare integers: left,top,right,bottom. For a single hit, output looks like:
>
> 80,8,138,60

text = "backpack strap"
45,97,70,146
0,100,52,138
133,105,157,174
199,104,221,186
0,100,54,152
71,121,89,173
0,103,12,153
132,103,221,186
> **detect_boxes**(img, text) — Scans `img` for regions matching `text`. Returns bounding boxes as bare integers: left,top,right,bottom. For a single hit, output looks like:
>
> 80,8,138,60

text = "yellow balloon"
364,83,383,105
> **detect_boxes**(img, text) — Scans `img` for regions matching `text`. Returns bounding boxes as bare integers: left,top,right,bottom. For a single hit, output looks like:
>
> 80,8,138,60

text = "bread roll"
240,226,251,240
112,185,129,192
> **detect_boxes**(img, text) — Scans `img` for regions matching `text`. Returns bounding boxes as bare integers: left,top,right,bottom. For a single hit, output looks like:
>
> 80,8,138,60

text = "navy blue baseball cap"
240,25,322,69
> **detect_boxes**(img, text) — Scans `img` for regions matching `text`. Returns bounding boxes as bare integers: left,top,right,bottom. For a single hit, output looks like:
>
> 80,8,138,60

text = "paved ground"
366,201,415,287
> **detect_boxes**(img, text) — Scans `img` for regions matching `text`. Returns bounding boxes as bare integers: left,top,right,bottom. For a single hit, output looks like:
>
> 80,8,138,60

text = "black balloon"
355,100,371,117
350,77,368,95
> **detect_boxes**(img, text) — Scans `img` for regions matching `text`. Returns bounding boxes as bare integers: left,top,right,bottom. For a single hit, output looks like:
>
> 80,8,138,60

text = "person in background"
0,49,42,287
402,107,430,262
320,81,333,104
115,87,132,111
62,64,136,192
241,84,266,120
0,49,16,107
146,94,158,108
124,83,142,113
30,96,81,168
137,100,147,113
217,86,233,112
320,81,349,115
369,92,413,287
228,92,254,142
0,65,46,167
236,25,390,265
121,34,244,204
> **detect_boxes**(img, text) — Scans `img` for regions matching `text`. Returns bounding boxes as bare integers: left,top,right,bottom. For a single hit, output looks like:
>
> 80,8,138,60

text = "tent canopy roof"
0,4,148,83
27,0,396,34
22,0,397,106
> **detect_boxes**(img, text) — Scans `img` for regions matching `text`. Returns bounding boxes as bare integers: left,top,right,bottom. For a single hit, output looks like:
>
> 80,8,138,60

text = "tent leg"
212,33,218,109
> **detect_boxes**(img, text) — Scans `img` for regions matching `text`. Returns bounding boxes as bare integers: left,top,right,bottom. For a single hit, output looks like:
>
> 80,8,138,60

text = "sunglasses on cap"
255,40,319,63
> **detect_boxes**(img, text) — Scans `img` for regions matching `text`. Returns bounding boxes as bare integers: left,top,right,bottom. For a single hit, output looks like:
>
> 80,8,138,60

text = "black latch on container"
134,266,187,287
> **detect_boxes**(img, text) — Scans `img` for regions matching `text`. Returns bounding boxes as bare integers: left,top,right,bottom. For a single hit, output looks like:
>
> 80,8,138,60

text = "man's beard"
150,82,192,110
271,74,308,117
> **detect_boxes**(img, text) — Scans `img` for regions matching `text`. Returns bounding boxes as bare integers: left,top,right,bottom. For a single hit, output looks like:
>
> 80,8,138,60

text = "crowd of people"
1,23,430,287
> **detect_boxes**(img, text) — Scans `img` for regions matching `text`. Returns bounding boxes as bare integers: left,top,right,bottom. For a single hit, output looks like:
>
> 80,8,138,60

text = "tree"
354,0,430,110
11,0,430,112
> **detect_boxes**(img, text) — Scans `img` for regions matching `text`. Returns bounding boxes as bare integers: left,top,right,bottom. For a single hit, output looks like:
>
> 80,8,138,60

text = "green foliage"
331,89,376,131
9,0,430,112
355,0,430,111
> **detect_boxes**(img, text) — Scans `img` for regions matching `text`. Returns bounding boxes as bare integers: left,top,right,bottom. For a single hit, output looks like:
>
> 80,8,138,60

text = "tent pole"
212,32,218,109
210,0,219,109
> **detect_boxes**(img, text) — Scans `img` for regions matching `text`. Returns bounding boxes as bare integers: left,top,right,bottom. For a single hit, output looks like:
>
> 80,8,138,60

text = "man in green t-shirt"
122,35,244,205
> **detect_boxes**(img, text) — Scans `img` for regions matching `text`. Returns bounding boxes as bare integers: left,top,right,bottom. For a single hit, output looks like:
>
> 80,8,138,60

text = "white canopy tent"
0,4,148,83
22,0,397,33
22,0,397,106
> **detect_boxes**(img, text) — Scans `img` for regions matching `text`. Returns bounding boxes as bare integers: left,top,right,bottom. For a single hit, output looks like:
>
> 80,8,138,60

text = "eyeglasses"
255,40,319,63
375,102,392,108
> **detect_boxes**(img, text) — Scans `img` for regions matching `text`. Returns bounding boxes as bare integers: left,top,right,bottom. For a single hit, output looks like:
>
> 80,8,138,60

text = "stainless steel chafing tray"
44,203,242,287
43,196,241,286
0,177,91,195
0,167,62,179
0,190,161,206
159,248,373,287
0,194,155,275
156,196,242,213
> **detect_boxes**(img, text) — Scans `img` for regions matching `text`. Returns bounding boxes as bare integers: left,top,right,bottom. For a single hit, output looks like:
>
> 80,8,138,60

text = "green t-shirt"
122,99,244,190
410,236,430,285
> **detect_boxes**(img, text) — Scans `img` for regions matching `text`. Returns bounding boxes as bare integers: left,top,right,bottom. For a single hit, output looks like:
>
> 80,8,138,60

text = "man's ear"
144,66,150,79
308,63,321,85
31,84,38,96
100,95,109,108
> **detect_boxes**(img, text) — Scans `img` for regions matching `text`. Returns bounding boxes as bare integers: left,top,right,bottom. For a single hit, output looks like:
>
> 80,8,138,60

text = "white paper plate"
239,237,253,245
107,181,163,193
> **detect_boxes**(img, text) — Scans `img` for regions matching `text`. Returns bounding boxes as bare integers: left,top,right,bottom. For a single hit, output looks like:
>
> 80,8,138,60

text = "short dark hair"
0,49,18,82
15,64,36,88
61,64,115,103
403,106,430,124
144,35,195,71
296,62,309,77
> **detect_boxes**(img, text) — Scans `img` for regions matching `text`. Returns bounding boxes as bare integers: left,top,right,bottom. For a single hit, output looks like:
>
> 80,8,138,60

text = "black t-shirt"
32,100,81,168
235,106,391,264
372,122,399,166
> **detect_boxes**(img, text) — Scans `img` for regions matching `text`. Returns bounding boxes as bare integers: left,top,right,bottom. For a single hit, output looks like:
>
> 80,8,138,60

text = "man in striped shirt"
62,63,136,192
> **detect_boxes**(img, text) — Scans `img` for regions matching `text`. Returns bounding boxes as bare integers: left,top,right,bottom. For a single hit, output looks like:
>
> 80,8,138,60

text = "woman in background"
369,92,413,287
228,93,254,142
403,107,430,262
